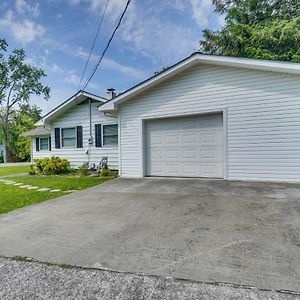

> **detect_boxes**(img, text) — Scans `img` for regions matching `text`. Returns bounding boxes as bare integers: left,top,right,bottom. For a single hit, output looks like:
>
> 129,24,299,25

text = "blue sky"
0,0,224,114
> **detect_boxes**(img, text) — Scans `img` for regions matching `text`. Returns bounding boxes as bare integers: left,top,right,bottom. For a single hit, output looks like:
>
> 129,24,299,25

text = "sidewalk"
0,162,31,167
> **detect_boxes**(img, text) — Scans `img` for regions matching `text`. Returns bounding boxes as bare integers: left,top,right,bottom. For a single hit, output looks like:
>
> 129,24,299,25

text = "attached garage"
100,53,300,183
145,114,223,178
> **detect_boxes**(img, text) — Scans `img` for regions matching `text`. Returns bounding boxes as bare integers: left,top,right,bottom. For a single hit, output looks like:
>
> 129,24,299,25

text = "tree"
6,104,42,161
0,39,50,162
200,0,300,62
211,0,299,24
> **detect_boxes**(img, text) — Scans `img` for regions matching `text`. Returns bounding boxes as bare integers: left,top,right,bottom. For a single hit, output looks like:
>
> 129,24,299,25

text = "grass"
0,176,111,214
0,165,31,176
9,175,111,191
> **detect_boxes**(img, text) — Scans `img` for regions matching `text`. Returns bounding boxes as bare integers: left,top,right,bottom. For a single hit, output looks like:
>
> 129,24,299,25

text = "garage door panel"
145,114,223,178
165,134,179,144
182,134,197,144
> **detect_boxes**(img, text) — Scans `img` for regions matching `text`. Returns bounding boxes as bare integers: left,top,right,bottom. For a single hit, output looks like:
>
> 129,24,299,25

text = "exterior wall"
32,102,118,169
119,64,300,182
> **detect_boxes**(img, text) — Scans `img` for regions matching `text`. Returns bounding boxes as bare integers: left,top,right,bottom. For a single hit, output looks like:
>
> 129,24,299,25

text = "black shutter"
76,126,83,148
54,128,61,148
95,124,102,147
36,138,40,151
49,137,51,151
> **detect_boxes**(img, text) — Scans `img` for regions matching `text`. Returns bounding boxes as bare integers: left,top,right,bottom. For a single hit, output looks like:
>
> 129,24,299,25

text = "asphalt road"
0,257,299,300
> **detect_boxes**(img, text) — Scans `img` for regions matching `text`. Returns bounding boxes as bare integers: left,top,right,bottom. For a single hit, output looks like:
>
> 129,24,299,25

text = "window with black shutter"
103,124,118,146
36,137,40,151
49,137,51,151
95,124,102,147
76,126,83,148
54,128,61,148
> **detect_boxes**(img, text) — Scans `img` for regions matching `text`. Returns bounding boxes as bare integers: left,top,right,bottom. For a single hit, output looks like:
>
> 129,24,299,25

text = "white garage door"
145,114,223,178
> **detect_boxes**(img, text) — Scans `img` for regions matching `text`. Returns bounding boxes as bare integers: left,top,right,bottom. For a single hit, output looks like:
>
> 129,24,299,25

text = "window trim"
102,124,118,147
61,127,77,149
39,137,49,151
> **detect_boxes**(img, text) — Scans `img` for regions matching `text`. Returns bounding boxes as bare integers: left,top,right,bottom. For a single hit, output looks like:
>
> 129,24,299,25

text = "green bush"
78,162,90,176
34,157,70,175
29,164,37,175
99,168,118,178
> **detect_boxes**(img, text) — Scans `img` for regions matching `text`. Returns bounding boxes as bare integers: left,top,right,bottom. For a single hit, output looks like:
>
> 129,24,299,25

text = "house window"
103,124,118,146
61,127,76,148
40,137,49,151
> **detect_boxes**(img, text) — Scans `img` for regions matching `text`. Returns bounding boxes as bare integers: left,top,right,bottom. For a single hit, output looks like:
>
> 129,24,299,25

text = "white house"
99,53,300,182
25,90,119,169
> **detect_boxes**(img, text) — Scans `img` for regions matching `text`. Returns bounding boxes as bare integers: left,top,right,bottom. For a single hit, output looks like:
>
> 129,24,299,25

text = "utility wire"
78,0,110,90
81,0,131,91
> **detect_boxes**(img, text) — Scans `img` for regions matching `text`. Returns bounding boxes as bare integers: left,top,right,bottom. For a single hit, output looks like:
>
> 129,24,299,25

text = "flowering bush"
34,157,70,175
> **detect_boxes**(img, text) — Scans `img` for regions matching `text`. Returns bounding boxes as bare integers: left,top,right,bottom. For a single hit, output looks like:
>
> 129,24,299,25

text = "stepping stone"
19,185,32,189
50,189,61,193
37,188,51,192
64,190,77,193
4,181,15,185
14,183,23,186
27,186,38,190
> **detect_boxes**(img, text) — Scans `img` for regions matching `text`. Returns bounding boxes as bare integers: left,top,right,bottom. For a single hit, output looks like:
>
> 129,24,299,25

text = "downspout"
89,98,92,139
88,98,92,164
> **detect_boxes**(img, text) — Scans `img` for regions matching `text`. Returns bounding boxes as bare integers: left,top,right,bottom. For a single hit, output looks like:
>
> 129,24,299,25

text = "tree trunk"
2,127,9,163
2,106,11,163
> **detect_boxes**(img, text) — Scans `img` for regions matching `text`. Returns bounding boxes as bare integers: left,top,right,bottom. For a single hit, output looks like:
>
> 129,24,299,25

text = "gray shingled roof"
22,126,50,137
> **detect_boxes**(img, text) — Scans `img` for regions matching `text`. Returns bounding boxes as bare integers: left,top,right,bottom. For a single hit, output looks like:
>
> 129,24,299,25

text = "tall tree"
200,0,300,62
0,39,50,162
6,104,42,161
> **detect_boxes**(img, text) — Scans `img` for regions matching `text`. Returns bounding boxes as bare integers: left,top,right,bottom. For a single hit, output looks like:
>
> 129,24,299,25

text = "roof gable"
37,90,107,125
99,53,300,112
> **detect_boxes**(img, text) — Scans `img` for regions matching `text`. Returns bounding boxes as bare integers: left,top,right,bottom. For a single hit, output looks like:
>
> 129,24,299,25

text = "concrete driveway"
0,178,300,292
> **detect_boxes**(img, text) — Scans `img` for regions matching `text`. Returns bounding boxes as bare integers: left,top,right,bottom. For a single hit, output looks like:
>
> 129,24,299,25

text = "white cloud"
71,46,146,80
66,69,99,90
189,0,215,26
15,0,40,17
50,63,63,74
119,2,198,64
66,0,201,64
0,10,45,44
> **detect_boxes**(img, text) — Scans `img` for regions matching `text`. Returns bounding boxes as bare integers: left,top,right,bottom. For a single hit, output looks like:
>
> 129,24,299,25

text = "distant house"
99,53,300,183
24,90,118,169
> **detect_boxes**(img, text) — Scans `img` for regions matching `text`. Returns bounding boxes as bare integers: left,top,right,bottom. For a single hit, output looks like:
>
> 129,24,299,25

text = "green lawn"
0,165,31,176
0,176,111,214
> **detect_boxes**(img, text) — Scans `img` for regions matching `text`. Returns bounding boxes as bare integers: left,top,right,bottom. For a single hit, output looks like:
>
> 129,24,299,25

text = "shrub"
99,168,118,178
34,157,70,175
29,164,37,175
78,162,90,176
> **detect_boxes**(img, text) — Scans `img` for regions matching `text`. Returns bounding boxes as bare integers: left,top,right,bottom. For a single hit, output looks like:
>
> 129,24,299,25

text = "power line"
78,0,110,90
81,0,131,91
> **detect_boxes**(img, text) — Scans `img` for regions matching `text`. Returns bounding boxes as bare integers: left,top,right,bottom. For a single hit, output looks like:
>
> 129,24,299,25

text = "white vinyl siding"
32,102,119,169
119,64,300,182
